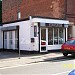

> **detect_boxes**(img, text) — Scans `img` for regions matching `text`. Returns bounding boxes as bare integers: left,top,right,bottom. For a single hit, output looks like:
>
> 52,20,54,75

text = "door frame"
3,26,19,50
40,27,48,52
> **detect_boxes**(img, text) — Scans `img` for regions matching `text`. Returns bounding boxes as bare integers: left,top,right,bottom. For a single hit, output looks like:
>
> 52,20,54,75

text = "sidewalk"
0,52,62,69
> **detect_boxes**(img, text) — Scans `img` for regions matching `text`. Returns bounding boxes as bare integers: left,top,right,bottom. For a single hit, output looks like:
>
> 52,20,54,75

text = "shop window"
59,28,64,44
48,28,64,45
41,29,46,45
34,26,37,37
4,32,7,48
54,28,58,44
15,30,18,49
9,31,12,39
15,30,18,39
48,28,53,45
9,31,13,49
4,32,7,39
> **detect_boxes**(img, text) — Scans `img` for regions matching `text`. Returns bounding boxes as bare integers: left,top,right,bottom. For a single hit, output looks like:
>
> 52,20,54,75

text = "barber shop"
0,17,69,52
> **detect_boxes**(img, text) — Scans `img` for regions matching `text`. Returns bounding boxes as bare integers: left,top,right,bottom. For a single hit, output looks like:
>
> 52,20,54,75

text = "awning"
32,17,69,28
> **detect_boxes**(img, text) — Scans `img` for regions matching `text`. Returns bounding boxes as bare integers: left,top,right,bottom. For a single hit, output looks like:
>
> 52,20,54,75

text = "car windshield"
65,40,75,45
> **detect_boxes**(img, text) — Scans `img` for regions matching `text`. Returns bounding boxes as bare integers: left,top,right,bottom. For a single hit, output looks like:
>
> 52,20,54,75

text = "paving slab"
0,51,63,69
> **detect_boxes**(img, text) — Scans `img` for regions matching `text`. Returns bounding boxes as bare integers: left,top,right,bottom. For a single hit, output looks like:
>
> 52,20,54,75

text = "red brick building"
1,0,70,52
2,0,65,23
66,0,75,37
2,0,75,38
66,0,75,23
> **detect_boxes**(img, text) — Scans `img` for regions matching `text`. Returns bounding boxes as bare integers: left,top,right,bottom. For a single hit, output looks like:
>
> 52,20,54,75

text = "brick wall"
2,0,65,23
66,0,75,24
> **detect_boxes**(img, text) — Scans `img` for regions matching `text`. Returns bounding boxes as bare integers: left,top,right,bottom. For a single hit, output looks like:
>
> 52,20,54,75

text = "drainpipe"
65,0,68,41
64,0,67,19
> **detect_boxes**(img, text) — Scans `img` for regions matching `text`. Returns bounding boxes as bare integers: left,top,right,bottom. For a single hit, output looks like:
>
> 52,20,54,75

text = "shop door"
40,28,47,52
4,31,18,50
4,32,8,49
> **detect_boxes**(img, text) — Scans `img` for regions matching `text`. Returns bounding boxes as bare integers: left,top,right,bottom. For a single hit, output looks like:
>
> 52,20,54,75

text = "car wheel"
72,53,75,56
63,53,68,56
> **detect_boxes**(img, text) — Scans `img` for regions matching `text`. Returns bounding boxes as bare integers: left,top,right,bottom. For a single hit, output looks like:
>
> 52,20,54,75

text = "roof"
2,16,69,25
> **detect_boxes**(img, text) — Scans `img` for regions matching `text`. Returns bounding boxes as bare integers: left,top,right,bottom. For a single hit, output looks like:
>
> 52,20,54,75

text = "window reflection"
48,28,53,45
4,32,7,39
54,28,58,44
48,27,64,45
4,32,7,48
41,29,46,45
15,30,18,49
9,31,13,49
59,29,64,44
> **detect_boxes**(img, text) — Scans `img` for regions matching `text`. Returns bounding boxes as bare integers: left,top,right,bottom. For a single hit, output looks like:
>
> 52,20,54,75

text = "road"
0,55,74,75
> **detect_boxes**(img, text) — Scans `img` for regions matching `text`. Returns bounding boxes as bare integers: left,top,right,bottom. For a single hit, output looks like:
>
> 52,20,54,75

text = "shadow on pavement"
0,50,74,62
0,50,47,59
44,55,75,62
0,51,19,59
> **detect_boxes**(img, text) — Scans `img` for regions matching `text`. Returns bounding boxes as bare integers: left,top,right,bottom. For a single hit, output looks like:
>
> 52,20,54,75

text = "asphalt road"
0,55,74,75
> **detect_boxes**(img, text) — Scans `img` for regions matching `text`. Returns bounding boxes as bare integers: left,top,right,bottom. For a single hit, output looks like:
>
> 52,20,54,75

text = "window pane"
4,40,7,48
41,29,46,41
4,32,7,39
9,31,12,39
54,28,58,44
9,40,13,49
15,30,18,39
9,31,13,49
65,40,75,45
41,29,46,45
15,30,18,49
48,28,53,45
34,26,37,37
59,29,64,44
15,40,18,49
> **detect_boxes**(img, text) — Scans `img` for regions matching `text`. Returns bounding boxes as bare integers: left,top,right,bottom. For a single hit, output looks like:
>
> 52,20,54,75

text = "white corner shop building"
0,16,69,52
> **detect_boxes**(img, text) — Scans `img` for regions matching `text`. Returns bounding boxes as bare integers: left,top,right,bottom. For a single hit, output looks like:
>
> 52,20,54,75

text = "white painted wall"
19,21,31,51
3,21,31,51
48,45,62,50
2,17,69,52
3,20,39,51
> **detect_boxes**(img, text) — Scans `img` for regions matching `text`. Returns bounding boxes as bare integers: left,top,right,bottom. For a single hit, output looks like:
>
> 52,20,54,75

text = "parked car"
61,37,75,56
68,69,75,75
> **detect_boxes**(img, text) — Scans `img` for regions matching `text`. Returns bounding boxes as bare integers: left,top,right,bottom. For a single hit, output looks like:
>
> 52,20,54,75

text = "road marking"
0,62,44,70
0,62,73,75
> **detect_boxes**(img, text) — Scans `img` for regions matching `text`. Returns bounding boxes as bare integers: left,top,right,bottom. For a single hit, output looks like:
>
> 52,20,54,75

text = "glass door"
9,31,13,49
15,30,18,49
40,28,47,52
4,32,7,49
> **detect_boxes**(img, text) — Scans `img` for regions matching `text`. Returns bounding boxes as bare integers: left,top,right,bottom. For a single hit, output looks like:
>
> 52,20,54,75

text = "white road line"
0,65,72,75
0,62,73,75
0,62,44,70
51,70,72,75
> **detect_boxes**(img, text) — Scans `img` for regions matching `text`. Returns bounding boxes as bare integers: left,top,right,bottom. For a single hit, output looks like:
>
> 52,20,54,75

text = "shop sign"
45,23,68,28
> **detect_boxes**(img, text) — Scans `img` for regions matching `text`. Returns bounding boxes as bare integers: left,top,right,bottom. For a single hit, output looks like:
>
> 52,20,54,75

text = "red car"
61,38,75,56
